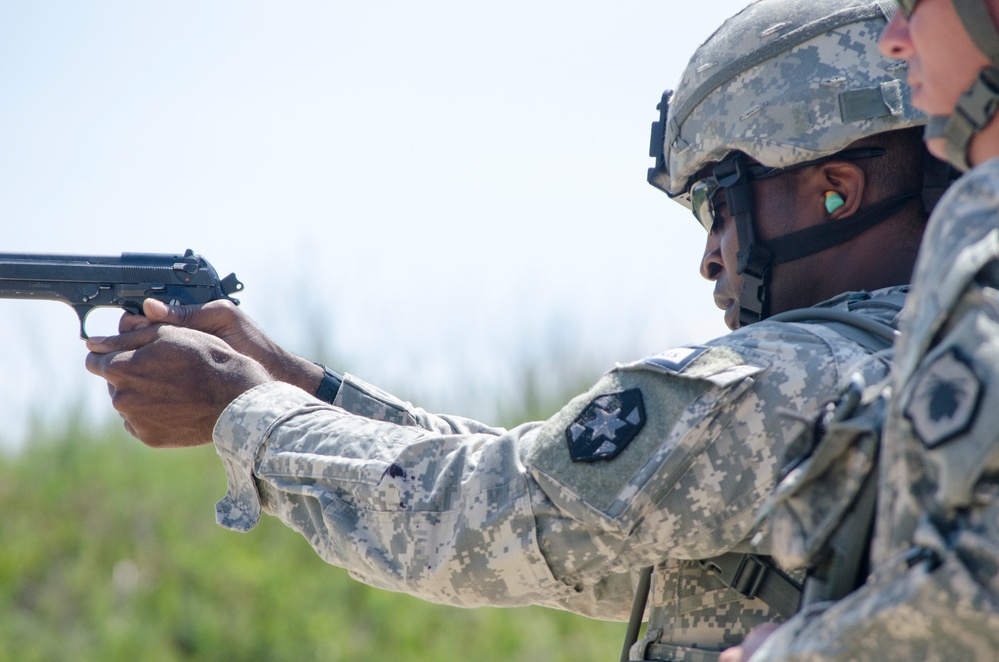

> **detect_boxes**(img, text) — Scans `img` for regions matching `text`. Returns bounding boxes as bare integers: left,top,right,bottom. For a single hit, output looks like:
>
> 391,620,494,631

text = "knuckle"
208,299,238,321
172,304,195,326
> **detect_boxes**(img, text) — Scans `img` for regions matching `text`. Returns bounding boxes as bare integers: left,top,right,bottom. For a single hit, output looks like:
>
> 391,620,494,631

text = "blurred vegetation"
0,356,626,661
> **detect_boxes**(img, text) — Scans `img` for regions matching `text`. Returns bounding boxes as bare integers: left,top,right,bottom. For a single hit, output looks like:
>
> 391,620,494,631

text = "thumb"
143,298,202,328
142,298,173,321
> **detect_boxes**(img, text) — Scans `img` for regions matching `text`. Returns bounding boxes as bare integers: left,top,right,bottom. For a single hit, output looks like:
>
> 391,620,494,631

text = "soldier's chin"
724,301,740,330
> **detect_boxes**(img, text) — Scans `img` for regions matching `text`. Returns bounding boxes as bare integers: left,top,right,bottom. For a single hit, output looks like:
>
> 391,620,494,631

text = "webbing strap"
768,306,901,352
953,0,999,64
761,193,919,266
620,566,654,662
946,66,999,170
698,553,803,618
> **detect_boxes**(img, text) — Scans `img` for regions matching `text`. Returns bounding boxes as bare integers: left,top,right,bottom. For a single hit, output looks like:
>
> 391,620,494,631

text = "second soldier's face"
880,1,992,159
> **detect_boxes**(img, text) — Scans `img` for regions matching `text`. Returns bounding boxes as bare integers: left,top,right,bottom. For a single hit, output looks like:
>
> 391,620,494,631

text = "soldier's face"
699,172,811,330
880,0,992,160
699,192,743,330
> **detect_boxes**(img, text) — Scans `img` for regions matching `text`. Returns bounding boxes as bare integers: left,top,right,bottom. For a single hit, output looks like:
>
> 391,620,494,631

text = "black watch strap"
314,364,343,404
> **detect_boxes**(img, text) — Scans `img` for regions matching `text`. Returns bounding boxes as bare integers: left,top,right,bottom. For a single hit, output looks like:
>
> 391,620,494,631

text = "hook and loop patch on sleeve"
639,346,709,373
566,389,646,463
619,344,764,387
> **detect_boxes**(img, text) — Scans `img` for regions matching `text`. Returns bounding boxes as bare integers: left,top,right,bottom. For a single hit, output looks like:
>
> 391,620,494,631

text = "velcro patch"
904,349,983,449
639,346,709,373
565,389,646,463
619,345,764,387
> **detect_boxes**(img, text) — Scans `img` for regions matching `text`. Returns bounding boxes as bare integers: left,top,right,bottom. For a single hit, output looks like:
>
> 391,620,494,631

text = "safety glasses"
688,161,784,233
689,178,722,233
686,147,886,234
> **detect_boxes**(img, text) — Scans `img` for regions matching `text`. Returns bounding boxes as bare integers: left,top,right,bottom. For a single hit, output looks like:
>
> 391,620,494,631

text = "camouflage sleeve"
213,380,576,609
330,373,508,435
210,322,861,619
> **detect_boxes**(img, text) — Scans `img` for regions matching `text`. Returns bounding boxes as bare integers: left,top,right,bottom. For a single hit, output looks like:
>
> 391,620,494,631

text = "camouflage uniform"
203,2,938,659
752,159,999,660
211,287,904,657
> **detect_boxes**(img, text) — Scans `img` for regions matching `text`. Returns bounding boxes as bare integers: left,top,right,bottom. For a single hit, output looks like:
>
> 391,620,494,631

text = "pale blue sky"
0,1,749,448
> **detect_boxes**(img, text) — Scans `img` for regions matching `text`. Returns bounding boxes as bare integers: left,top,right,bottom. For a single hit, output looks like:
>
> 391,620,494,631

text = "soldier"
732,0,999,660
84,1,948,659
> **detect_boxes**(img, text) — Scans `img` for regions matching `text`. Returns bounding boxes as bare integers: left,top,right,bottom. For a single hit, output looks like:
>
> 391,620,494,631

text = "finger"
119,312,153,334
144,298,223,330
144,299,236,337
85,347,126,378
718,648,745,662
85,324,161,354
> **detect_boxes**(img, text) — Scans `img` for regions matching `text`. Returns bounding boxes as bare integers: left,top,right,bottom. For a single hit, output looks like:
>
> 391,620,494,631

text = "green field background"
1,387,626,660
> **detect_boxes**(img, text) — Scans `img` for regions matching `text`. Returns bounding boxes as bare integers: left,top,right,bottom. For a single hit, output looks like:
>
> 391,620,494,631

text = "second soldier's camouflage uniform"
211,288,904,658
752,158,999,662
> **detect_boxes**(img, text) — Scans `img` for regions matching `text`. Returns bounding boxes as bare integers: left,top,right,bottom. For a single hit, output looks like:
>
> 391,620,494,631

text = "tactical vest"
623,294,904,662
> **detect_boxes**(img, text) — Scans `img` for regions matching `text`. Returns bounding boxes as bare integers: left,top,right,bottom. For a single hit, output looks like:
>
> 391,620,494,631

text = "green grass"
0,413,625,661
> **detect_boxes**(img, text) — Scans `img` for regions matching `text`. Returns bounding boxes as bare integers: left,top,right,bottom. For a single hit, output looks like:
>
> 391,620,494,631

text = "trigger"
73,305,92,339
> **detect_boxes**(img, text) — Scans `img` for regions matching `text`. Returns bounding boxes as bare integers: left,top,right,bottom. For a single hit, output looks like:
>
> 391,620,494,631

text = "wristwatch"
314,364,343,404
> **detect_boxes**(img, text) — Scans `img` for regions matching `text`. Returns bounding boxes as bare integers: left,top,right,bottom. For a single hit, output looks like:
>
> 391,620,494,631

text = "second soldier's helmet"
648,0,943,327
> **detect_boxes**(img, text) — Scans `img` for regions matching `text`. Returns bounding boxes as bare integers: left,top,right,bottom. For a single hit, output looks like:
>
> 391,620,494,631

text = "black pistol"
0,248,243,338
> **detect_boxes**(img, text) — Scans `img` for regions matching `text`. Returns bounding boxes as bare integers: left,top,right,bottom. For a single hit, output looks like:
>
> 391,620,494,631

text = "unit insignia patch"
566,389,646,462
905,348,983,449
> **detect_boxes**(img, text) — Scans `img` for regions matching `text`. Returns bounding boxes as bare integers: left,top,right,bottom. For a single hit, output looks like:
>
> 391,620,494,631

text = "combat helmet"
648,0,948,326
895,0,999,171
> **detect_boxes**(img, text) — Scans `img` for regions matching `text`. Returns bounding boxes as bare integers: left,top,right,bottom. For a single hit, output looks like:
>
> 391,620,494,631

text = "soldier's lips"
714,293,734,311
906,75,929,111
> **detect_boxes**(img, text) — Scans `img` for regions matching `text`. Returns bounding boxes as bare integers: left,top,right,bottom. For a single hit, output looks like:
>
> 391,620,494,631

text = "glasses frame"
686,147,886,233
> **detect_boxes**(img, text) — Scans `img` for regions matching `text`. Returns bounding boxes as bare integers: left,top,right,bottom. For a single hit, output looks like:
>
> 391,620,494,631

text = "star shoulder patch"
904,348,983,449
565,389,646,463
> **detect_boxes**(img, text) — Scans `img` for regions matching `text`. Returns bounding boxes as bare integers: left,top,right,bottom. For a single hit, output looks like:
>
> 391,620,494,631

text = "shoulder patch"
565,389,646,463
904,348,983,449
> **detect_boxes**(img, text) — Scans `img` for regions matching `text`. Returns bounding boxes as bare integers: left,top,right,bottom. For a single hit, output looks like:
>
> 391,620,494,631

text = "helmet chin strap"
731,191,917,327
926,0,999,171
924,66,999,172
712,149,948,327
712,156,773,327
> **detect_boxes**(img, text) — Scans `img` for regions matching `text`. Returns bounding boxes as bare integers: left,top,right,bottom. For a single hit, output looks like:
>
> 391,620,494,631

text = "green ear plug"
825,191,845,214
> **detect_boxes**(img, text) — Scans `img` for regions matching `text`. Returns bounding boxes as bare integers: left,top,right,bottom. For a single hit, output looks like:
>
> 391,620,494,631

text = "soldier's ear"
813,161,865,220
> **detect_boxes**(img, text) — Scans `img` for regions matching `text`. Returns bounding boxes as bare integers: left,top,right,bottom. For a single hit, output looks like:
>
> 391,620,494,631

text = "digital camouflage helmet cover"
648,0,943,326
